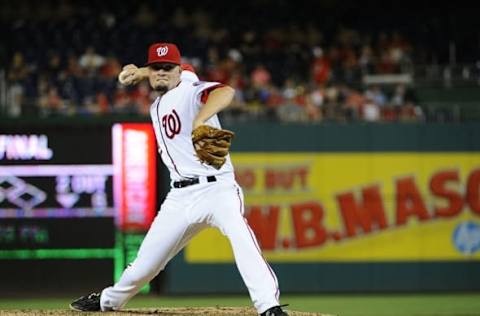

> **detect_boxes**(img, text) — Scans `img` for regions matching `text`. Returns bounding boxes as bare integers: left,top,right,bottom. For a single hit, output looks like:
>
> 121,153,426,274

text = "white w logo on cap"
157,46,169,57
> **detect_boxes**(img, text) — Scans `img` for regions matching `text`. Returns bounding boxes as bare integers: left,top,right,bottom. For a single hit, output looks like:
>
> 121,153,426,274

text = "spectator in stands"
112,84,135,114
131,81,154,115
251,64,271,88
365,85,387,107
342,85,366,121
44,52,63,87
134,3,156,28
307,85,325,121
62,54,83,108
39,84,65,117
358,44,376,75
391,83,406,107
6,52,30,117
363,97,381,122
0,0,441,122
79,46,106,76
311,47,331,86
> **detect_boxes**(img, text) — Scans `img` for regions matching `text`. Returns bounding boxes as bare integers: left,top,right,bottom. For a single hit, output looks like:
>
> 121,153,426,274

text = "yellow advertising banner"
186,153,480,262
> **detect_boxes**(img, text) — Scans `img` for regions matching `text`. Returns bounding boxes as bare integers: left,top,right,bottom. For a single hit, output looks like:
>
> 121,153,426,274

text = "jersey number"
162,109,182,139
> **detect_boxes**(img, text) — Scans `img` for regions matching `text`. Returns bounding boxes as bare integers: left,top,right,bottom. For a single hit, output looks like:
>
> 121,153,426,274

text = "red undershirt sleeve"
200,84,226,104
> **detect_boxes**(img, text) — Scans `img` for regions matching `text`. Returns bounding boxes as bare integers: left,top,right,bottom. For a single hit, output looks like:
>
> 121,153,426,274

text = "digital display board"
112,123,157,231
0,124,156,224
0,128,114,219
0,124,157,257
0,217,115,250
0,166,114,217
0,124,157,292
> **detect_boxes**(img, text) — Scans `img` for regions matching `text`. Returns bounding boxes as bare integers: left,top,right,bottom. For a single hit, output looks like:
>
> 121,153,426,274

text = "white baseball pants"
100,177,280,314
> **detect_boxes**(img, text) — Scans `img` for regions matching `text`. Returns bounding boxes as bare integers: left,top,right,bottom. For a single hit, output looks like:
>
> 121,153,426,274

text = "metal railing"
410,63,480,88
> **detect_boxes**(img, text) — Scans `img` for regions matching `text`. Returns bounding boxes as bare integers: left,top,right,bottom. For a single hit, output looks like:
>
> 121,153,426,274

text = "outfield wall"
166,122,480,293
1,120,479,294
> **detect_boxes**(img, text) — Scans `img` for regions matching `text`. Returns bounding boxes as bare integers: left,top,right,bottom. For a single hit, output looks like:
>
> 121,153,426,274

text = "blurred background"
1,1,480,315
2,0,480,121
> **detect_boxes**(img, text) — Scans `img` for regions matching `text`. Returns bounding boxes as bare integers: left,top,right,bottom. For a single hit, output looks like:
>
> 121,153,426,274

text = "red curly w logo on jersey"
162,109,181,139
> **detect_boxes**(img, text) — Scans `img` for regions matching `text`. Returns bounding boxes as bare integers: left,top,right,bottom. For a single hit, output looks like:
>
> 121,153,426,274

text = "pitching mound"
0,307,335,316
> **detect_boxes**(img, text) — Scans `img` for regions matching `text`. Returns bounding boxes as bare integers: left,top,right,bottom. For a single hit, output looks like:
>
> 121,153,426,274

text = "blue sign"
453,221,480,255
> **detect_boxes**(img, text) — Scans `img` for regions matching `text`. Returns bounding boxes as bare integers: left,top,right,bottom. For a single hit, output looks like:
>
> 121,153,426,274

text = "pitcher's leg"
211,184,280,314
100,207,195,311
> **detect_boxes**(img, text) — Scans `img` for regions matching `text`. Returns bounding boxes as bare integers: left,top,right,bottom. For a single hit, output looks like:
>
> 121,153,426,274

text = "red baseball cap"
145,43,181,66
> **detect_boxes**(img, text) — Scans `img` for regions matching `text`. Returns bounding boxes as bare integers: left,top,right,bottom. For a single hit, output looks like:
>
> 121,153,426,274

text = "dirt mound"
0,307,335,316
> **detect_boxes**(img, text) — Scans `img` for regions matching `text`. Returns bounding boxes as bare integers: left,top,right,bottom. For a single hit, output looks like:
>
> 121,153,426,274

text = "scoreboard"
0,123,157,293
0,165,114,217
0,127,115,249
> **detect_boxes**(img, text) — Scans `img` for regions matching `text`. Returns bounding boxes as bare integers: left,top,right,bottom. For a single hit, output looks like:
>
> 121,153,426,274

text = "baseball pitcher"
70,43,288,316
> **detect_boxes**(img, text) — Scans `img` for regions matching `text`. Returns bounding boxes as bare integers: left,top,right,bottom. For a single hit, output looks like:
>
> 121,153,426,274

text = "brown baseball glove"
192,125,235,169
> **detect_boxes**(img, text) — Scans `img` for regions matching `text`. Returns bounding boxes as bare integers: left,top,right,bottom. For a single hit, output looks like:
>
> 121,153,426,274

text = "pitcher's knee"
123,262,160,286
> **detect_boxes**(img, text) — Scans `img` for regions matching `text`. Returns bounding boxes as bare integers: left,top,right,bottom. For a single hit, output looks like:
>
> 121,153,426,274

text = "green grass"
0,294,479,316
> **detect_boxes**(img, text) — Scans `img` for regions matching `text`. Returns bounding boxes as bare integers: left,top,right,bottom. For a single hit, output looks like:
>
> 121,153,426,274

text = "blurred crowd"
1,0,448,122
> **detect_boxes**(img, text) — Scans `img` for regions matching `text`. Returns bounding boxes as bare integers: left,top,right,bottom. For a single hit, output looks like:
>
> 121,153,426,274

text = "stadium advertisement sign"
186,153,480,262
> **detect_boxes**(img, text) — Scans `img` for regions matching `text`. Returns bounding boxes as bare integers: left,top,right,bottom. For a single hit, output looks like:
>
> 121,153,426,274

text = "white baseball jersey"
100,70,281,314
149,77,234,182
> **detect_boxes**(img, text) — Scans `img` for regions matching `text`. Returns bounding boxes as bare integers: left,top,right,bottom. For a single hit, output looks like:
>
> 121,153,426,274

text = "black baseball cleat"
260,305,289,316
70,292,101,311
